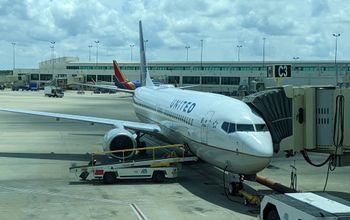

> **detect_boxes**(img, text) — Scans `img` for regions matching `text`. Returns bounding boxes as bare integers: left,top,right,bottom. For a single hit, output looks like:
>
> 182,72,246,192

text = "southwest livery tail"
139,20,154,87
112,21,153,90
113,60,140,90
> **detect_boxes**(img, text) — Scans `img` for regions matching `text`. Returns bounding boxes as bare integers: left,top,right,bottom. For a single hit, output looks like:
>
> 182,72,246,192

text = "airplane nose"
240,132,273,158
229,132,273,174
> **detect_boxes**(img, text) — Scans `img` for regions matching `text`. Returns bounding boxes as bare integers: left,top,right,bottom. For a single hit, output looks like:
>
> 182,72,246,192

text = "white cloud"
0,0,349,69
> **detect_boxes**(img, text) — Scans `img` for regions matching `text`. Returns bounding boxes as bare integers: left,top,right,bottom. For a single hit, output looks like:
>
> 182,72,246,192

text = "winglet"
139,20,154,87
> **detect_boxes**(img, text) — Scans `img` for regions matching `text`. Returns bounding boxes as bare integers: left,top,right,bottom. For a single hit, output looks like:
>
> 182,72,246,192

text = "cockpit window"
221,122,236,133
255,124,269,131
237,124,255,132
228,123,236,133
221,122,229,132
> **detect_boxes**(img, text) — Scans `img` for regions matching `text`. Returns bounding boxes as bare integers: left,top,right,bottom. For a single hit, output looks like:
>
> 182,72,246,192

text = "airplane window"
221,122,229,132
237,124,255,132
255,124,269,131
228,123,236,133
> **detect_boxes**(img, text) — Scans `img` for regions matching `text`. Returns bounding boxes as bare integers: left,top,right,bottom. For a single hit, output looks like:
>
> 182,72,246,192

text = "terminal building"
3,56,350,94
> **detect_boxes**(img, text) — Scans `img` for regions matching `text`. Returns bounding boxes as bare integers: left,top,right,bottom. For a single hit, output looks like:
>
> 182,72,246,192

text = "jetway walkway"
243,88,292,153
243,85,350,167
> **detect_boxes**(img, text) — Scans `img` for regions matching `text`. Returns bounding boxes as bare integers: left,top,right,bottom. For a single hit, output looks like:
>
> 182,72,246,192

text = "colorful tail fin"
113,60,136,90
139,20,154,87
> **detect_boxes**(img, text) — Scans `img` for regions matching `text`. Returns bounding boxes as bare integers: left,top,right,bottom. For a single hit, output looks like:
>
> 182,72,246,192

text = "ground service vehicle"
70,145,197,184
260,193,350,220
44,86,64,98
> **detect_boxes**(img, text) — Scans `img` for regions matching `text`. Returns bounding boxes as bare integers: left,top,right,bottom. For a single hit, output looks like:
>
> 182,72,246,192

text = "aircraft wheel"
228,182,237,195
228,182,243,195
266,208,280,220
152,171,165,183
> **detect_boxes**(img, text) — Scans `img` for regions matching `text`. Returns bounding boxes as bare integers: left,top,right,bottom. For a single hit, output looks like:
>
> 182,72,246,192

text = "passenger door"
201,111,215,144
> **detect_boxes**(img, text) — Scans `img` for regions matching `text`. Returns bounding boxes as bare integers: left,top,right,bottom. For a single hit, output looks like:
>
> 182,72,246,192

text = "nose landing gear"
228,175,244,196
224,173,261,206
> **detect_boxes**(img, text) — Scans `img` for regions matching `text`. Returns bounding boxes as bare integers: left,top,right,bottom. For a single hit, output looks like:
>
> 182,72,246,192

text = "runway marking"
0,185,150,219
0,185,132,205
130,203,148,220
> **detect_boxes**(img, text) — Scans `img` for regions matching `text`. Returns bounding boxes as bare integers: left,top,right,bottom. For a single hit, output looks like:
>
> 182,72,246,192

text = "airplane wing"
0,107,160,133
177,85,199,89
75,83,135,94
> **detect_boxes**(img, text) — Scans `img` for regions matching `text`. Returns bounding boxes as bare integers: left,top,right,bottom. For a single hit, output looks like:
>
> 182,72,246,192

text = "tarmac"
0,90,349,220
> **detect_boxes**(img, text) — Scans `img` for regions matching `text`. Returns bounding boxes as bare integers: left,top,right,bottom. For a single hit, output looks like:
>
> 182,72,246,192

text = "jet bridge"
243,85,350,167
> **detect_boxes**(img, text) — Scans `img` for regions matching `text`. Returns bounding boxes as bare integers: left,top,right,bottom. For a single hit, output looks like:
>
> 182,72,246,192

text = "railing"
91,144,185,164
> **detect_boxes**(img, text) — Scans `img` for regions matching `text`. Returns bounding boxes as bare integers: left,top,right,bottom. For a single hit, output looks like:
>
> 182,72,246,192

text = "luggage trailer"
69,144,198,184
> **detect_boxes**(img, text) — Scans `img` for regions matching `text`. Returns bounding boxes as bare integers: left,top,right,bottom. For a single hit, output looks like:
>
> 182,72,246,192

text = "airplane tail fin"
113,60,136,90
139,20,154,87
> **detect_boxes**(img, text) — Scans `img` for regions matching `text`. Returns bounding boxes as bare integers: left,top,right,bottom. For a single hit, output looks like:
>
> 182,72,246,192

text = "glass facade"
40,74,53,81
87,74,96,82
168,76,180,84
30,74,39,80
97,75,112,82
202,76,220,85
221,77,240,85
183,76,200,84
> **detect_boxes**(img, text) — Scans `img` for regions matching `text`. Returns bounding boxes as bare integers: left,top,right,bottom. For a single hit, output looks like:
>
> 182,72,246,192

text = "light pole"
88,45,92,62
50,41,55,75
333,33,340,85
262,38,266,69
143,39,148,52
185,45,190,61
11,42,16,70
200,39,203,69
129,44,135,62
237,45,242,61
262,38,266,78
94,40,99,65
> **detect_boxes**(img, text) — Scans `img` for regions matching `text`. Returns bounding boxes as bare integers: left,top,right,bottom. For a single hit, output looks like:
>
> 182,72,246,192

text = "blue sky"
0,0,348,69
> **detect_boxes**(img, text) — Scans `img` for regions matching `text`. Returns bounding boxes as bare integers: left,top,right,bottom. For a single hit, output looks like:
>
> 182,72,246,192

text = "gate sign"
274,65,291,78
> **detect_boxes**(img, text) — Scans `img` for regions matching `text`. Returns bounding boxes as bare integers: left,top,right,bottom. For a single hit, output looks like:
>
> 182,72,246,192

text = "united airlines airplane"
0,21,273,182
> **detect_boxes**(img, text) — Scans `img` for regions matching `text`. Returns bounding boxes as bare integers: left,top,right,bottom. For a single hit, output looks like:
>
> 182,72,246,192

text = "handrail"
91,144,185,164
93,144,184,155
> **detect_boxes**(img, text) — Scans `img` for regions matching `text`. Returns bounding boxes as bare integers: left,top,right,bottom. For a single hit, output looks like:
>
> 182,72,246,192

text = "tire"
103,172,117,184
266,208,280,220
228,182,237,195
152,171,165,183
228,182,243,196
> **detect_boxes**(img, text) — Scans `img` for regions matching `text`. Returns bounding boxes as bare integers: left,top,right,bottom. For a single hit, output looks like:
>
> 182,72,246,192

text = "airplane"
0,21,273,189
113,60,141,90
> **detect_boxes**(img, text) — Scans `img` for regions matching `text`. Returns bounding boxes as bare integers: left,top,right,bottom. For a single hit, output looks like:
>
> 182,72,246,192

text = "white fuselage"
133,86,273,175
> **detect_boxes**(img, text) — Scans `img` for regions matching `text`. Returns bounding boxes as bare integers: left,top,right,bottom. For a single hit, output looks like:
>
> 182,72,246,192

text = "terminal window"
167,76,180,84
221,77,240,85
31,74,39,80
183,76,200,84
202,76,219,85
97,75,112,82
40,74,53,81
87,75,96,82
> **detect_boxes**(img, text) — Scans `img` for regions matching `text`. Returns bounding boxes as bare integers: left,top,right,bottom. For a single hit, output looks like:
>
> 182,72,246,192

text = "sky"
0,0,349,70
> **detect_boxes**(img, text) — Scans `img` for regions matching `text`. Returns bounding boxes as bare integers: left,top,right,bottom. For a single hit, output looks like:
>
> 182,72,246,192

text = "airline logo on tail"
113,60,141,90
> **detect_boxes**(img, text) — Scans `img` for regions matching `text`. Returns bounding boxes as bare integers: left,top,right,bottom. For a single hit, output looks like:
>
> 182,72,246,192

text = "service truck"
44,86,64,98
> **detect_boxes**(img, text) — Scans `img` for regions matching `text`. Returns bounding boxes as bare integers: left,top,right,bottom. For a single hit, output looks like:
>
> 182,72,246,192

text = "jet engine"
103,128,137,159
